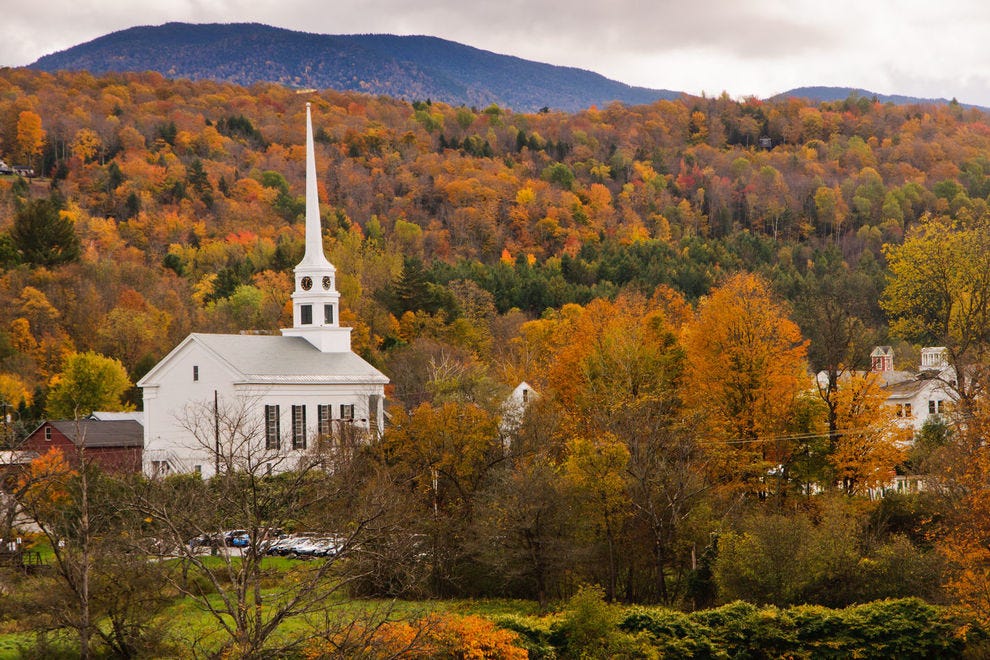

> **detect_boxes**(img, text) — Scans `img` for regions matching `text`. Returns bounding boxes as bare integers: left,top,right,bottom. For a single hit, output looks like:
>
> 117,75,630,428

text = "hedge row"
619,598,978,659
495,597,984,659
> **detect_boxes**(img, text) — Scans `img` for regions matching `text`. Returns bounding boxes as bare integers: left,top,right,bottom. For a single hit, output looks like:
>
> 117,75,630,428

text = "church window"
301,304,313,325
340,404,355,420
318,404,332,438
193,365,199,381
265,405,280,450
292,405,307,450
324,304,334,324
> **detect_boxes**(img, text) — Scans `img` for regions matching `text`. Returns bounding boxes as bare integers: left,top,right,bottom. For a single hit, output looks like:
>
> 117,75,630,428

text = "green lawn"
0,553,546,659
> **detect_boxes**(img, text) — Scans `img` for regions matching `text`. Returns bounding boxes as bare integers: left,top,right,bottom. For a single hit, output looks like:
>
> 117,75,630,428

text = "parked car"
187,530,250,549
227,531,250,548
262,533,347,558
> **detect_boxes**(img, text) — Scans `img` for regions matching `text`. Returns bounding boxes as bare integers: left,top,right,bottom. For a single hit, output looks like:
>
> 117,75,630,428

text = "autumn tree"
564,433,631,602
828,372,909,494
794,250,881,463
681,272,812,493
15,109,44,171
47,351,132,419
471,449,572,605
14,446,173,658
513,292,708,603
5,447,74,542
376,401,502,595
882,215,990,409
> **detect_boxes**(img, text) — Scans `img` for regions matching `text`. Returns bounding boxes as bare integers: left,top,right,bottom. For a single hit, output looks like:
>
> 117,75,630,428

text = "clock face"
300,276,313,291
322,276,332,290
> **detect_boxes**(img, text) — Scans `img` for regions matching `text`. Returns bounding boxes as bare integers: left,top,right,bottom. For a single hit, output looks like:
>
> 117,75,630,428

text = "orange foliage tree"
828,371,909,494
681,272,813,491
939,390,990,624
7,447,76,537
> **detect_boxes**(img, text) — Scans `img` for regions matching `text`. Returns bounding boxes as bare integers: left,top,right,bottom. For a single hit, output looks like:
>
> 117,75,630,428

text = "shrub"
493,614,556,659
840,598,966,659
303,613,528,659
620,608,721,659
618,598,973,659
549,585,653,659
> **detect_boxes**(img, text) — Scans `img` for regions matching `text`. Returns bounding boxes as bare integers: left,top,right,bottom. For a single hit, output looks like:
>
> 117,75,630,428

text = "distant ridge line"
29,22,684,113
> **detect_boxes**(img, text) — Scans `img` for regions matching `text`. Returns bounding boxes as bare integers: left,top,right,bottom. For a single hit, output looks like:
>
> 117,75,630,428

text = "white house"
137,103,388,478
500,381,538,438
817,346,957,436
873,346,956,433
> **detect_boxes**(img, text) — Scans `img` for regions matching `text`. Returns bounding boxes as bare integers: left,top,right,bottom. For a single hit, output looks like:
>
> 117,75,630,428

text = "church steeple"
281,102,352,353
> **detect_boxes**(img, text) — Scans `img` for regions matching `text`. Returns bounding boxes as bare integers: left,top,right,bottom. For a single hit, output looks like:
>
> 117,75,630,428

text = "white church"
138,104,389,478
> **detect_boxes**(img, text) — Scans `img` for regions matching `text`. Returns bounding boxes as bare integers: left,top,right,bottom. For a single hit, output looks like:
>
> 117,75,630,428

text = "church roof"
140,333,388,386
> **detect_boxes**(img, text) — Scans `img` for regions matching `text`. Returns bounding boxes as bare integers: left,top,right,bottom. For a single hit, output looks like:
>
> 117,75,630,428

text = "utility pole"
214,390,220,477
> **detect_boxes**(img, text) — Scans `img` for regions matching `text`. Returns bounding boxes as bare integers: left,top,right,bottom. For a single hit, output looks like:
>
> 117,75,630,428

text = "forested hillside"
29,23,681,113
5,67,990,623
771,85,985,110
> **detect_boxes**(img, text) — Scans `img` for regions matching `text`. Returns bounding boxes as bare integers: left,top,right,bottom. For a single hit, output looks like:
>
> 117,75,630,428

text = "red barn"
22,420,143,473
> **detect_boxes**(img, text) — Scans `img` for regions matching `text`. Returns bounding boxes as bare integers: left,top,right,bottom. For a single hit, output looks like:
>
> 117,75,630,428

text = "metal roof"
46,420,144,448
190,333,389,384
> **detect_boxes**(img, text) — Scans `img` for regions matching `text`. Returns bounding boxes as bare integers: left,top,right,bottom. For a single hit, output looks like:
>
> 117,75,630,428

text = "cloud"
1,0,989,106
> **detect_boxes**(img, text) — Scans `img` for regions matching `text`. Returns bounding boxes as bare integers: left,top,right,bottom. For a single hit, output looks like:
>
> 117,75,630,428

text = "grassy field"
2,548,977,658
0,595,546,659
0,551,549,659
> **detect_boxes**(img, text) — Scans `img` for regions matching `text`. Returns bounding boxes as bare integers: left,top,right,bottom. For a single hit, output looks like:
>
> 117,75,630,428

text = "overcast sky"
4,0,990,106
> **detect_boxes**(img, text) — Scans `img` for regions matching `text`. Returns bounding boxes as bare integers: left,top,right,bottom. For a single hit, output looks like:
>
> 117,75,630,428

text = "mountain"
30,22,683,113
771,86,986,110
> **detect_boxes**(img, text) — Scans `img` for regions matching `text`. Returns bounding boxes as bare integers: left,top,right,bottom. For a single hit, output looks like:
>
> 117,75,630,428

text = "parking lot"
184,531,346,559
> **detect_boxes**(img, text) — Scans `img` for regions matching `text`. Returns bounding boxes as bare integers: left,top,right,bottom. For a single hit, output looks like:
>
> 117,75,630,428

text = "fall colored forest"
6,65,990,637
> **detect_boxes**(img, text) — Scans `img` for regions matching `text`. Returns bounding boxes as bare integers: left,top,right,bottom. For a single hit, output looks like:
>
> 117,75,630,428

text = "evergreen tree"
10,196,80,267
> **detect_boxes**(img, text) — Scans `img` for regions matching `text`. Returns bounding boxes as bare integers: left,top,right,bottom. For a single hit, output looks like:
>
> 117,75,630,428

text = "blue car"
227,531,250,547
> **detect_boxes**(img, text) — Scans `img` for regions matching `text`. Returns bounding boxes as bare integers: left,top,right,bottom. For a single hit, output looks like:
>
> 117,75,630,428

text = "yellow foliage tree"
71,127,102,163
15,109,45,169
882,215,990,407
0,373,32,408
564,433,631,601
